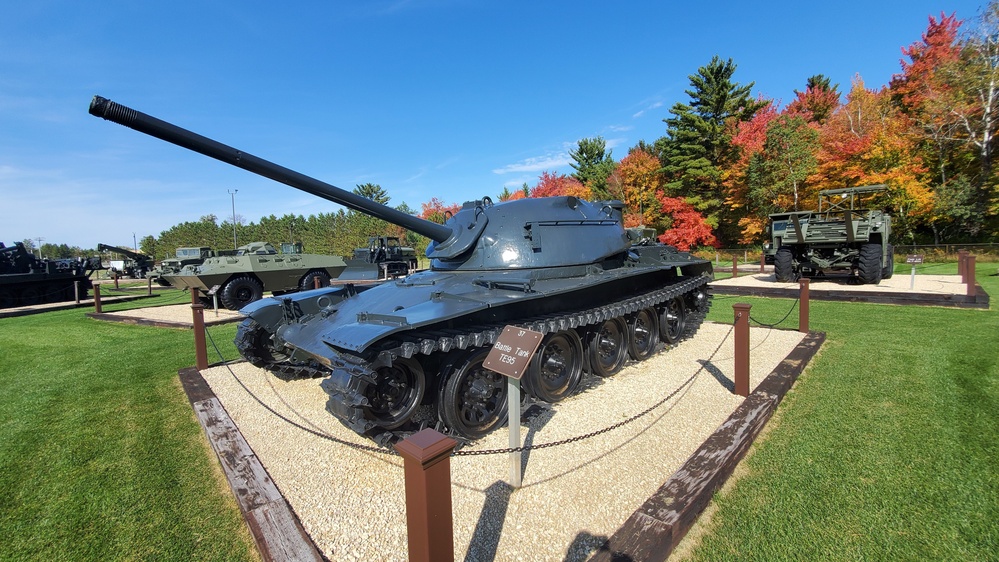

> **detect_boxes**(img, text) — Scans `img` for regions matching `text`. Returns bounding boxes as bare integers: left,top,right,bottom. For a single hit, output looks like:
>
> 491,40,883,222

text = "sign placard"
483,326,543,380
906,254,924,264
207,284,222,295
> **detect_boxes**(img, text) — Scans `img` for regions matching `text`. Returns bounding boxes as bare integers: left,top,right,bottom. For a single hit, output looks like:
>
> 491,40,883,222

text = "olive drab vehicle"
97,243,154,279
0,242,99,308
339,236,419,281
768,185,894,284
89,95,714,443
161,241,347,310
148,246,216,286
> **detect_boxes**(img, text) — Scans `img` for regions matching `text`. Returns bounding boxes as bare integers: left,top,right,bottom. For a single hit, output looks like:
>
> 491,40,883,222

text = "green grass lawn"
1,264,996,560
686,262,998,560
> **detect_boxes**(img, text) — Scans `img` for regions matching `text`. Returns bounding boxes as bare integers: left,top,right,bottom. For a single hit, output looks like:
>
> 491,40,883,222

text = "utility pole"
228,189,238,249
34,237,44,258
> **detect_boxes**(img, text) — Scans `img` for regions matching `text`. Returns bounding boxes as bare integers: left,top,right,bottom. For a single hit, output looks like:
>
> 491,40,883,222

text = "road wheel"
525,330,583,403
364,358,425,430
586,317,629,377
774,247,796,282
627,307,660,360
220,275,264,310
439,348,508,439
235,319,290,367
857,243,883,284
881,244,895,279
660,297,687,345
299,270,331,291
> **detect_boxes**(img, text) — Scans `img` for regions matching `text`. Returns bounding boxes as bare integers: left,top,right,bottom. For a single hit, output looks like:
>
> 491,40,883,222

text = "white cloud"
492,153,571,174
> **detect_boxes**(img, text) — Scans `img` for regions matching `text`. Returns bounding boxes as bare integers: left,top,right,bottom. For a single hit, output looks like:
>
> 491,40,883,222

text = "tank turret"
89,95,713,444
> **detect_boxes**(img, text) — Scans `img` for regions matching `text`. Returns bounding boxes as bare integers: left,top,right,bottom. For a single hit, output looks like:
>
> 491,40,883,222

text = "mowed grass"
689,262,998,560
0,294,253,562
2,263,997,560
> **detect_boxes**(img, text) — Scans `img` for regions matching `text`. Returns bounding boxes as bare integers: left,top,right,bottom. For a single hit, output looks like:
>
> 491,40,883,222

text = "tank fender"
241,284,372,332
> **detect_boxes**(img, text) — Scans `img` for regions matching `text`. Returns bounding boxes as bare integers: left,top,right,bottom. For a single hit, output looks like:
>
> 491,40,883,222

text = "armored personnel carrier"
161,241,347,310
768,185,893,284
0,242,98,308
89,95,714,442
148,246,215,286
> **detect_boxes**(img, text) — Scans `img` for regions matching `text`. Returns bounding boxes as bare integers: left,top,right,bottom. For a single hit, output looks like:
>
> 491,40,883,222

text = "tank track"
319,275,712,446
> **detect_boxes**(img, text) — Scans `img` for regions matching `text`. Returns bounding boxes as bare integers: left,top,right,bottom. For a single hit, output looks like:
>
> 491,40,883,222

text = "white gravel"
103,303,243,325
711,271,968,295
198,321,807,561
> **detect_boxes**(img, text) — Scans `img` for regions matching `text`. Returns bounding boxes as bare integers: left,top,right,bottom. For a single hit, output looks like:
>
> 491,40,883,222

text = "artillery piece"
89,95,714,443
97,243,154,278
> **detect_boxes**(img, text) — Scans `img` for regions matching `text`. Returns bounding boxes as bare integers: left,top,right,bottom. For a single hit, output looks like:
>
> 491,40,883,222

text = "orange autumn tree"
529,171,592,200
606,149,664,228
655,193,718,251
419,197,461,224
725,99,779,243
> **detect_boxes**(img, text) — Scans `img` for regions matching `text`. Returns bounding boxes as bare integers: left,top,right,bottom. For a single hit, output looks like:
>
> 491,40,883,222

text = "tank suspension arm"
89,95,454,244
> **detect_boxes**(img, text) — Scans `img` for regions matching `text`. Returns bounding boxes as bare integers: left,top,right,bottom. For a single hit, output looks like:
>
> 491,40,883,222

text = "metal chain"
749,297,800,328
455,319,731,457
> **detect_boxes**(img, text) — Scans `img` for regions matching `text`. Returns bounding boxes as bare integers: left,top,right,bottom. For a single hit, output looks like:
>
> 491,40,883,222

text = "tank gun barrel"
88,95,453,244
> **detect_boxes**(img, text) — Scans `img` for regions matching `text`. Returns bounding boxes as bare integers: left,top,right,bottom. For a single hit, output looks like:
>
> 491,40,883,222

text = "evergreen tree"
656,56,766,239
569,137,617,199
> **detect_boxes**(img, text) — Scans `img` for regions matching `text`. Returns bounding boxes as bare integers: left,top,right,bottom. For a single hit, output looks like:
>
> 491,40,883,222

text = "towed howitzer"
89,95,714,443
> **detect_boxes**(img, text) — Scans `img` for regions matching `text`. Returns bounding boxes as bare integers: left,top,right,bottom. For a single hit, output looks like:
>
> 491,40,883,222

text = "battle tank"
89,95,714,443
0,242,98,308
161,241,347,310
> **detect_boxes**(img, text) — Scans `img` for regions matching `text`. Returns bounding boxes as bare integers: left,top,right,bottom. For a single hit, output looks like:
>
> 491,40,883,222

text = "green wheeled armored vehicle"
768,184,893,284
148,246,216,286
162,241,347,310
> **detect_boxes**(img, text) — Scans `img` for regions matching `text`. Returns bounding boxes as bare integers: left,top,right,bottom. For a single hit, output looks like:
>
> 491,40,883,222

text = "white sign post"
483,325,543,489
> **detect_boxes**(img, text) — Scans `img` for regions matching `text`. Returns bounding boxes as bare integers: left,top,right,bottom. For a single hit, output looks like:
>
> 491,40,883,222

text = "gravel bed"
711,271,967,295
199,321,807,561
105,303,243,324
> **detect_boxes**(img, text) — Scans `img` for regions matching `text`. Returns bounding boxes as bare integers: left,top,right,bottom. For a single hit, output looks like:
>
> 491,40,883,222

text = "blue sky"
0,0,986,250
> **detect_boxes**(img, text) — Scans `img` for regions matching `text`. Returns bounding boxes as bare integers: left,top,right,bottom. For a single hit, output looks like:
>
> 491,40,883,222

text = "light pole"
228,189,238,249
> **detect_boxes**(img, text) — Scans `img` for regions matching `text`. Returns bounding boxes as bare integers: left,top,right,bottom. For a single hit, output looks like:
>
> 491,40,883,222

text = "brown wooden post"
966,255,977,298
732,255,738,278
314,275,321,289
958,249,969,283
799,278,810,333
733,303,751,397
395,429,458,562
93,283,102,313
191,288,208,370
74,281,81,304
759,251,766,273
147,276,153,296
114,275,119,289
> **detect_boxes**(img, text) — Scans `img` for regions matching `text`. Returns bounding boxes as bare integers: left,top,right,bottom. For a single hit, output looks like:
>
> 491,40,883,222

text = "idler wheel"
235,318,290,367
439,348,509,439
525,330,583,403
627,307,660,361
586,317,629,377
364,357,425,430
660,297,687,345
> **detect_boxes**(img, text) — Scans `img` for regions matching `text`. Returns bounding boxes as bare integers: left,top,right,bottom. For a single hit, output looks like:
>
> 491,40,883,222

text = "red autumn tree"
656,192,718,251
419,197,461,224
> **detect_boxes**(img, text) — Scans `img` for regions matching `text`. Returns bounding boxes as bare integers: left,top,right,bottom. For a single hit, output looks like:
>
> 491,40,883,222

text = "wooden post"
93,283,102,313
191,288,208,370
732,255,738,278
733,303,751,397
799,278,810,334
395,429,458,562
759,251,765,274
114,275,119,289
147,276,153,296
314,275,322,289
966,255,977,298
958,249,969,283
74,281,81,304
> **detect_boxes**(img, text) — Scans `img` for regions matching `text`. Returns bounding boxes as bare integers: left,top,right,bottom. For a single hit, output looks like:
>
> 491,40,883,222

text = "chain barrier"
454,323,735,456
749,297,800,328
201,317,734,458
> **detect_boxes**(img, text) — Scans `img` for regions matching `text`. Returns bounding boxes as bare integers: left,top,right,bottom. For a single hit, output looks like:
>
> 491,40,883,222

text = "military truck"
339,236,419,281
97,243,154,278
768,184,893,284
147,246,215,286
162,241,347,310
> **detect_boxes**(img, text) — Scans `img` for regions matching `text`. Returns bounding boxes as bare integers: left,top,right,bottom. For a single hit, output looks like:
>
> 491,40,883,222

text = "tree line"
19,4,999,260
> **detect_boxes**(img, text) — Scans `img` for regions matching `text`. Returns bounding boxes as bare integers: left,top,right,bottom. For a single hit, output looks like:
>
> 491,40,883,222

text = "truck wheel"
774,248,796,282
857,243,884,284
299,270,331,291
881,244,895,279
220,275,264,310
